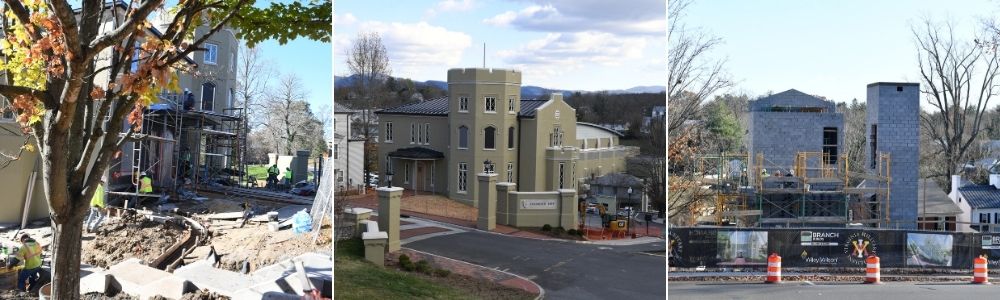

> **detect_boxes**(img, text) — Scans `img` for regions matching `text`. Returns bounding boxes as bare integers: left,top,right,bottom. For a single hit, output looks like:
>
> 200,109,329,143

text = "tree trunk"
49,199,86,299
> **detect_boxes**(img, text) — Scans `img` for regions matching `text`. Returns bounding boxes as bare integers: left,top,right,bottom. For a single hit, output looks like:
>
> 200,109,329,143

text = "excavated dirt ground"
203,217,332,273
146,289,230,300
82,213,187,268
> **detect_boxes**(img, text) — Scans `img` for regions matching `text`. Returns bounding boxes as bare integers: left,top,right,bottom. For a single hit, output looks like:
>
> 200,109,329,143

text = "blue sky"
333,0,666,91
683,0,1000,104
256,38,331,111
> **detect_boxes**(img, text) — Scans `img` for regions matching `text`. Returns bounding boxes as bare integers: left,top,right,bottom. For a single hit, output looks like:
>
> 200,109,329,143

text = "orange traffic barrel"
765,253,781,283
973,255,990,284
864,255,881,284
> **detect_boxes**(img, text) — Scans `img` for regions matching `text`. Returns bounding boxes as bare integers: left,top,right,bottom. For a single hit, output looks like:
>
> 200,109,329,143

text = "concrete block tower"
865,82,920,229
447,68,521,206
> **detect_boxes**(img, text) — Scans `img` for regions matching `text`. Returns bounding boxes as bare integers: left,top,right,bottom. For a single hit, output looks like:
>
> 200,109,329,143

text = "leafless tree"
668,0,731,133
236,45,273,131
260,73,324,155
345,31,391,185
913,19,1000,188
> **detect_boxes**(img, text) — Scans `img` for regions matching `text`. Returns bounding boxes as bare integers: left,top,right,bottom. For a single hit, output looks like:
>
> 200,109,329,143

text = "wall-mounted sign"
521,199,557,210
983,235,1000,249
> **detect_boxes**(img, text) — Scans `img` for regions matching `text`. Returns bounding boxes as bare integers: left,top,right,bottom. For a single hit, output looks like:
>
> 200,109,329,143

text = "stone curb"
400,247,545,300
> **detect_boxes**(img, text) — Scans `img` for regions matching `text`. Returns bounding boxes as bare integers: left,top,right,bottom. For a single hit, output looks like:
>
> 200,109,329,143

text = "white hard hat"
141,172,147,176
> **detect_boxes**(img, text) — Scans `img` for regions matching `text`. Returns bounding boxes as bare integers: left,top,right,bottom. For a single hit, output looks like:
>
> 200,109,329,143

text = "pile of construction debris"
82,213,187,269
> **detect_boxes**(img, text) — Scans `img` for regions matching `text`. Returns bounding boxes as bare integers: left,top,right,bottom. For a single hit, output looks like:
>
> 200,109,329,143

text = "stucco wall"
0,124,48,224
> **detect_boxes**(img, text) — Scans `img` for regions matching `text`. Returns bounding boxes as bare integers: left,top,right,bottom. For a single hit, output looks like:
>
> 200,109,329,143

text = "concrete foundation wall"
497,189,577,229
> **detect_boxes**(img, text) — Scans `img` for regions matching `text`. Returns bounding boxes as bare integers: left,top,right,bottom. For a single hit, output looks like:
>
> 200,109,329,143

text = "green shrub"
576,229,585,236
433,268,451,277
398,254,415,271
415,260,433,274
567,229,577,235
553,226,566,235
541,224,552,231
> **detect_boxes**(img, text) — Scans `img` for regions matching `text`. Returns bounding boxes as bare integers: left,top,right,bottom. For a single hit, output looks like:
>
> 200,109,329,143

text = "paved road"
669,281,1000,299
406,231,666,300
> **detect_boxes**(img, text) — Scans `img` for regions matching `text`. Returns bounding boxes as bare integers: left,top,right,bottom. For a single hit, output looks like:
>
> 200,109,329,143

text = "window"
484,126,496,149
982,213,990,224
385,122,393,143
550,126,563,147
870,124,877,169
485,96,496,112
404,163,410,184
458,126,468,149
559,162,565,189
508,96,515,113
204,43,218,65
572,163,576,188
995,213,999,224
131,44,141,72
507,162,514,182
555,110,560,119
458,163,468,193
508,127,515,149
823,127,838,165
201,83,216,111
424,123,431,144
334,144,338,159
459,97,469,112
0,98,14,120
411,123,416,144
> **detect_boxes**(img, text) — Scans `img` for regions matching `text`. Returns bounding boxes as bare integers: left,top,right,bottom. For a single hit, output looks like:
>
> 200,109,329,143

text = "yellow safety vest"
91,183,105,208
140,176,153,193
17,242,42,270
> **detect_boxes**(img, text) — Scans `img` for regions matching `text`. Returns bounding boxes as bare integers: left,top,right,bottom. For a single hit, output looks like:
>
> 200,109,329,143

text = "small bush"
398,254,415,271
433,268,451,277
541,224,552,231
567,229,577,235
576,229,585,236
415,260,433,274
553,226,566,235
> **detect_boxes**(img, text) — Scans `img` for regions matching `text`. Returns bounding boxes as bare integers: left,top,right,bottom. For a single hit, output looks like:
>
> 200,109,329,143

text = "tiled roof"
518,100,548,118
387,147,445,159
375,97,552,118
376,98,450,116
959,185,1000,209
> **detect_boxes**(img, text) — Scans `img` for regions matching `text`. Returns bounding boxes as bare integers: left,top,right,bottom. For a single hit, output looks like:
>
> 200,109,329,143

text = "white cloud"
499,31,647,78
359,21,473,76
425,0,476,19
483,0,665,36
334,13,357,26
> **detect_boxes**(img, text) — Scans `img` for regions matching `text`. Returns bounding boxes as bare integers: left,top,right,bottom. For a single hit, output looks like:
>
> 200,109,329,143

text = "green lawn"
334,239,483,300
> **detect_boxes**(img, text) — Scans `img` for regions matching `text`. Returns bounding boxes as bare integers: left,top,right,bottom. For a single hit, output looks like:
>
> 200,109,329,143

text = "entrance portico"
387,147,444,193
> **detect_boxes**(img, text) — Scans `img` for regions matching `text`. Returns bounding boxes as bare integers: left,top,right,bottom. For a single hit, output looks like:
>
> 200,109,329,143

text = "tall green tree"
704,100,742,152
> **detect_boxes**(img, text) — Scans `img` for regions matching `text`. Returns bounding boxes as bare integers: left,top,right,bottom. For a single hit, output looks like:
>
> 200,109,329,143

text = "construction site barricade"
765,253,781,283
864,255,881,284
973,256,989,284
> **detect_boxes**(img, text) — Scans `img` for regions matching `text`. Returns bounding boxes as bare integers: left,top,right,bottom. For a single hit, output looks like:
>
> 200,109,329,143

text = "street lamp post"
386,171,394,188
627,186,633,237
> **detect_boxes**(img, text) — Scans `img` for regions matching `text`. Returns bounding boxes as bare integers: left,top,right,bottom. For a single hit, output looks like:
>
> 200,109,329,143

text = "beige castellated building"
376,68,638,206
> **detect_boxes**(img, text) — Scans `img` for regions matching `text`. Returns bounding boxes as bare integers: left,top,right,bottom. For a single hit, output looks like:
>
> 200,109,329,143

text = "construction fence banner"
668,227,997,269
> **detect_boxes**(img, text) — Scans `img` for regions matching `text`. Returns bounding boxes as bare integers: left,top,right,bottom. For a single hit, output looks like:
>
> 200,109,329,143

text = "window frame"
410,123,416,144
204,43,219,65
485,96,496,113
459,97,469,112
458,163,468,193
385,122,394,143
507,162,514,182
508,96,515,114
424,123,431,145
201,83,216,111
507,127,515,149
404,162,410,184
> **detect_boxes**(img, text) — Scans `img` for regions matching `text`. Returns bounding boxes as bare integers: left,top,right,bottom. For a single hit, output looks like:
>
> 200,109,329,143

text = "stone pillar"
559,189,578,229
496,183,516,226
478,173,498,231
343,207,373,238
362,230,388,265
295,150,311,184
377,187,403,252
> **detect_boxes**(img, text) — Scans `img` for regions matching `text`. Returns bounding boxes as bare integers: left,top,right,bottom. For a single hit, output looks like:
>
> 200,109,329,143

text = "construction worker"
15,234,42,292
86,179,107,233
140,172,153,194
267,164,280,188
598,203,608,227
285,167,294,185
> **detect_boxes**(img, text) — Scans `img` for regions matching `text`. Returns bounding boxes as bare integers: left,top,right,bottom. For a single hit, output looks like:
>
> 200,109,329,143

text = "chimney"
950,175,961,201
991,174,1000,190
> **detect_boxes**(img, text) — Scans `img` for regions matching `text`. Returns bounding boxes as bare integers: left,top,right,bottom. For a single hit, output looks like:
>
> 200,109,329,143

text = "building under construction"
700,82,921,229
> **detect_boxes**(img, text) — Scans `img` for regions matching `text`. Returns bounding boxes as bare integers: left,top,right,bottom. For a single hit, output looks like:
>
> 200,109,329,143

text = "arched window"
201,82,216,111
507,127,515,149
458,126,469,149
484,126,496,149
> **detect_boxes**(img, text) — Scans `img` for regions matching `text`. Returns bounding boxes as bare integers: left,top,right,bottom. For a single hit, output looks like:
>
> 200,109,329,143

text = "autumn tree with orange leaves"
0,0,329,297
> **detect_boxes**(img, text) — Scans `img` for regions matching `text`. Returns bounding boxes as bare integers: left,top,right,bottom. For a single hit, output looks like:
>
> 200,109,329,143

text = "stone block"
138,275,194,300
362,235,387,265
105,258,172,297
80,272,114,295
173,260,251,297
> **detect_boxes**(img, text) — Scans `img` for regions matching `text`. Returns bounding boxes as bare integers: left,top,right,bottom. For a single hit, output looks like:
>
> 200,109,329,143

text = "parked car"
290,181,317,196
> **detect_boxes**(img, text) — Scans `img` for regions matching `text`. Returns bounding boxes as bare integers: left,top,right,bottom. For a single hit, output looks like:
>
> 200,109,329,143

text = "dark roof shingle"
959,185,1000,209
387,147,445,159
